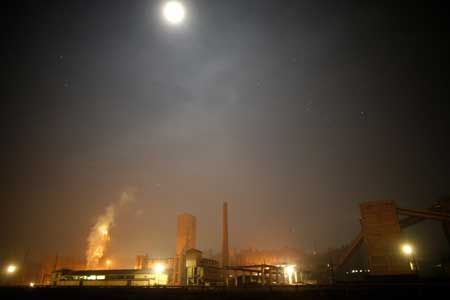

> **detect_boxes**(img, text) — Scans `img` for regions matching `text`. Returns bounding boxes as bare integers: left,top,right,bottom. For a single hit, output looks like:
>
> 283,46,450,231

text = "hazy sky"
1,0,449,262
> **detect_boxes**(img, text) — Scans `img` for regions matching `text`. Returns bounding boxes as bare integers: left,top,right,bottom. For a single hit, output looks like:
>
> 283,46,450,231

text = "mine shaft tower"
336,200,450,276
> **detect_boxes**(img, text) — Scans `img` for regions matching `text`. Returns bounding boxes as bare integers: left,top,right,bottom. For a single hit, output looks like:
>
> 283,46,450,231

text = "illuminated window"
96,275,105,280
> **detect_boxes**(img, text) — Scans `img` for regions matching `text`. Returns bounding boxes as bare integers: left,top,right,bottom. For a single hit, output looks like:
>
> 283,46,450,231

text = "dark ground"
1,284,450,300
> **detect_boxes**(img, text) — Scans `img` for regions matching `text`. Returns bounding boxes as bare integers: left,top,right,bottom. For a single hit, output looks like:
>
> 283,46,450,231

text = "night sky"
1,0,450,262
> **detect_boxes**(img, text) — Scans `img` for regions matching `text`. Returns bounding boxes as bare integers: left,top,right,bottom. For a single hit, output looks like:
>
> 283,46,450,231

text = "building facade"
51,268,168,287
185,249,222,286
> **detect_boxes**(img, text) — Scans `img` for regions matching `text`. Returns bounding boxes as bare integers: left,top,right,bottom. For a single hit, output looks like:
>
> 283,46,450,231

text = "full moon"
162,1,186,25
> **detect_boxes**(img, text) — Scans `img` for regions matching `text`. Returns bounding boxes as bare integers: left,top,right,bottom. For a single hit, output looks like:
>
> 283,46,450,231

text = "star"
360,111,366,119
305,100,312,112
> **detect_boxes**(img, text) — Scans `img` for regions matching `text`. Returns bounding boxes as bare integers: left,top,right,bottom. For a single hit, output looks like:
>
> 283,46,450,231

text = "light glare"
6,265,17,274
402,244,413,255
154,263,165,274
163,1,185,24
283,265,296,284
285,265,295,276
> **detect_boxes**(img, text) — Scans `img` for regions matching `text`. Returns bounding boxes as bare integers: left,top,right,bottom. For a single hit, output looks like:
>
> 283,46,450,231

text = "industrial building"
174,212,197,285
225,264,289,286
185,249,222,286
132,208,226,286
51,268,168,287
335,200,450,277
50,202,301,287
135,255,176,284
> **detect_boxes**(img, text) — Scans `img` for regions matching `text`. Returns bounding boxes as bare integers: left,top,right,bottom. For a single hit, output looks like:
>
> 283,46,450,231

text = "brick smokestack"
222,202,229,267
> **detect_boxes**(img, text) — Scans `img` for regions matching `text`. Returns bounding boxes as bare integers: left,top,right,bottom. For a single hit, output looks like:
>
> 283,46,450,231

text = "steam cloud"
85,191,133,269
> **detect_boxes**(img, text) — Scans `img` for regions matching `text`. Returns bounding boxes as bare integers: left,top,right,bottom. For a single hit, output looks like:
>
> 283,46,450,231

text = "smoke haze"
85,191,134,269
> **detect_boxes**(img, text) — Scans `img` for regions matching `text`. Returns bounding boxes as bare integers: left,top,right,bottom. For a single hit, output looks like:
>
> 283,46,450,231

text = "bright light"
106,259,111,266
6,265,17,274
402,244,413,255
162,1,185,25
29,282,35,287
154,263,165,274
285,265,295,276
100,227,108,236
284,265,296,284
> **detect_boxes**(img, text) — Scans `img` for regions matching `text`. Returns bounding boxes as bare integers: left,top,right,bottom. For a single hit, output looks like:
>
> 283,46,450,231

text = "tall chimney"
222,202,229,267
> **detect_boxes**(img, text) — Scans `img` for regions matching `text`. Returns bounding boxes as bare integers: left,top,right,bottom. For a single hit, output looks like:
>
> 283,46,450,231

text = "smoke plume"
85,191,133,269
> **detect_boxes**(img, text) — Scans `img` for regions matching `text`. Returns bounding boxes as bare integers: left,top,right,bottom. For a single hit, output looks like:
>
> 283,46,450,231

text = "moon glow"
162,1,186,25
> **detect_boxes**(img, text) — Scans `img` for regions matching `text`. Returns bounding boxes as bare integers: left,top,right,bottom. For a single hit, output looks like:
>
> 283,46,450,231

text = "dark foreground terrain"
1,283,449,300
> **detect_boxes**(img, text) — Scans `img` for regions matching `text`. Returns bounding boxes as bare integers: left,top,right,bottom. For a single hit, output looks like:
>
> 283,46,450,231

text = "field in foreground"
1,283,449,300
